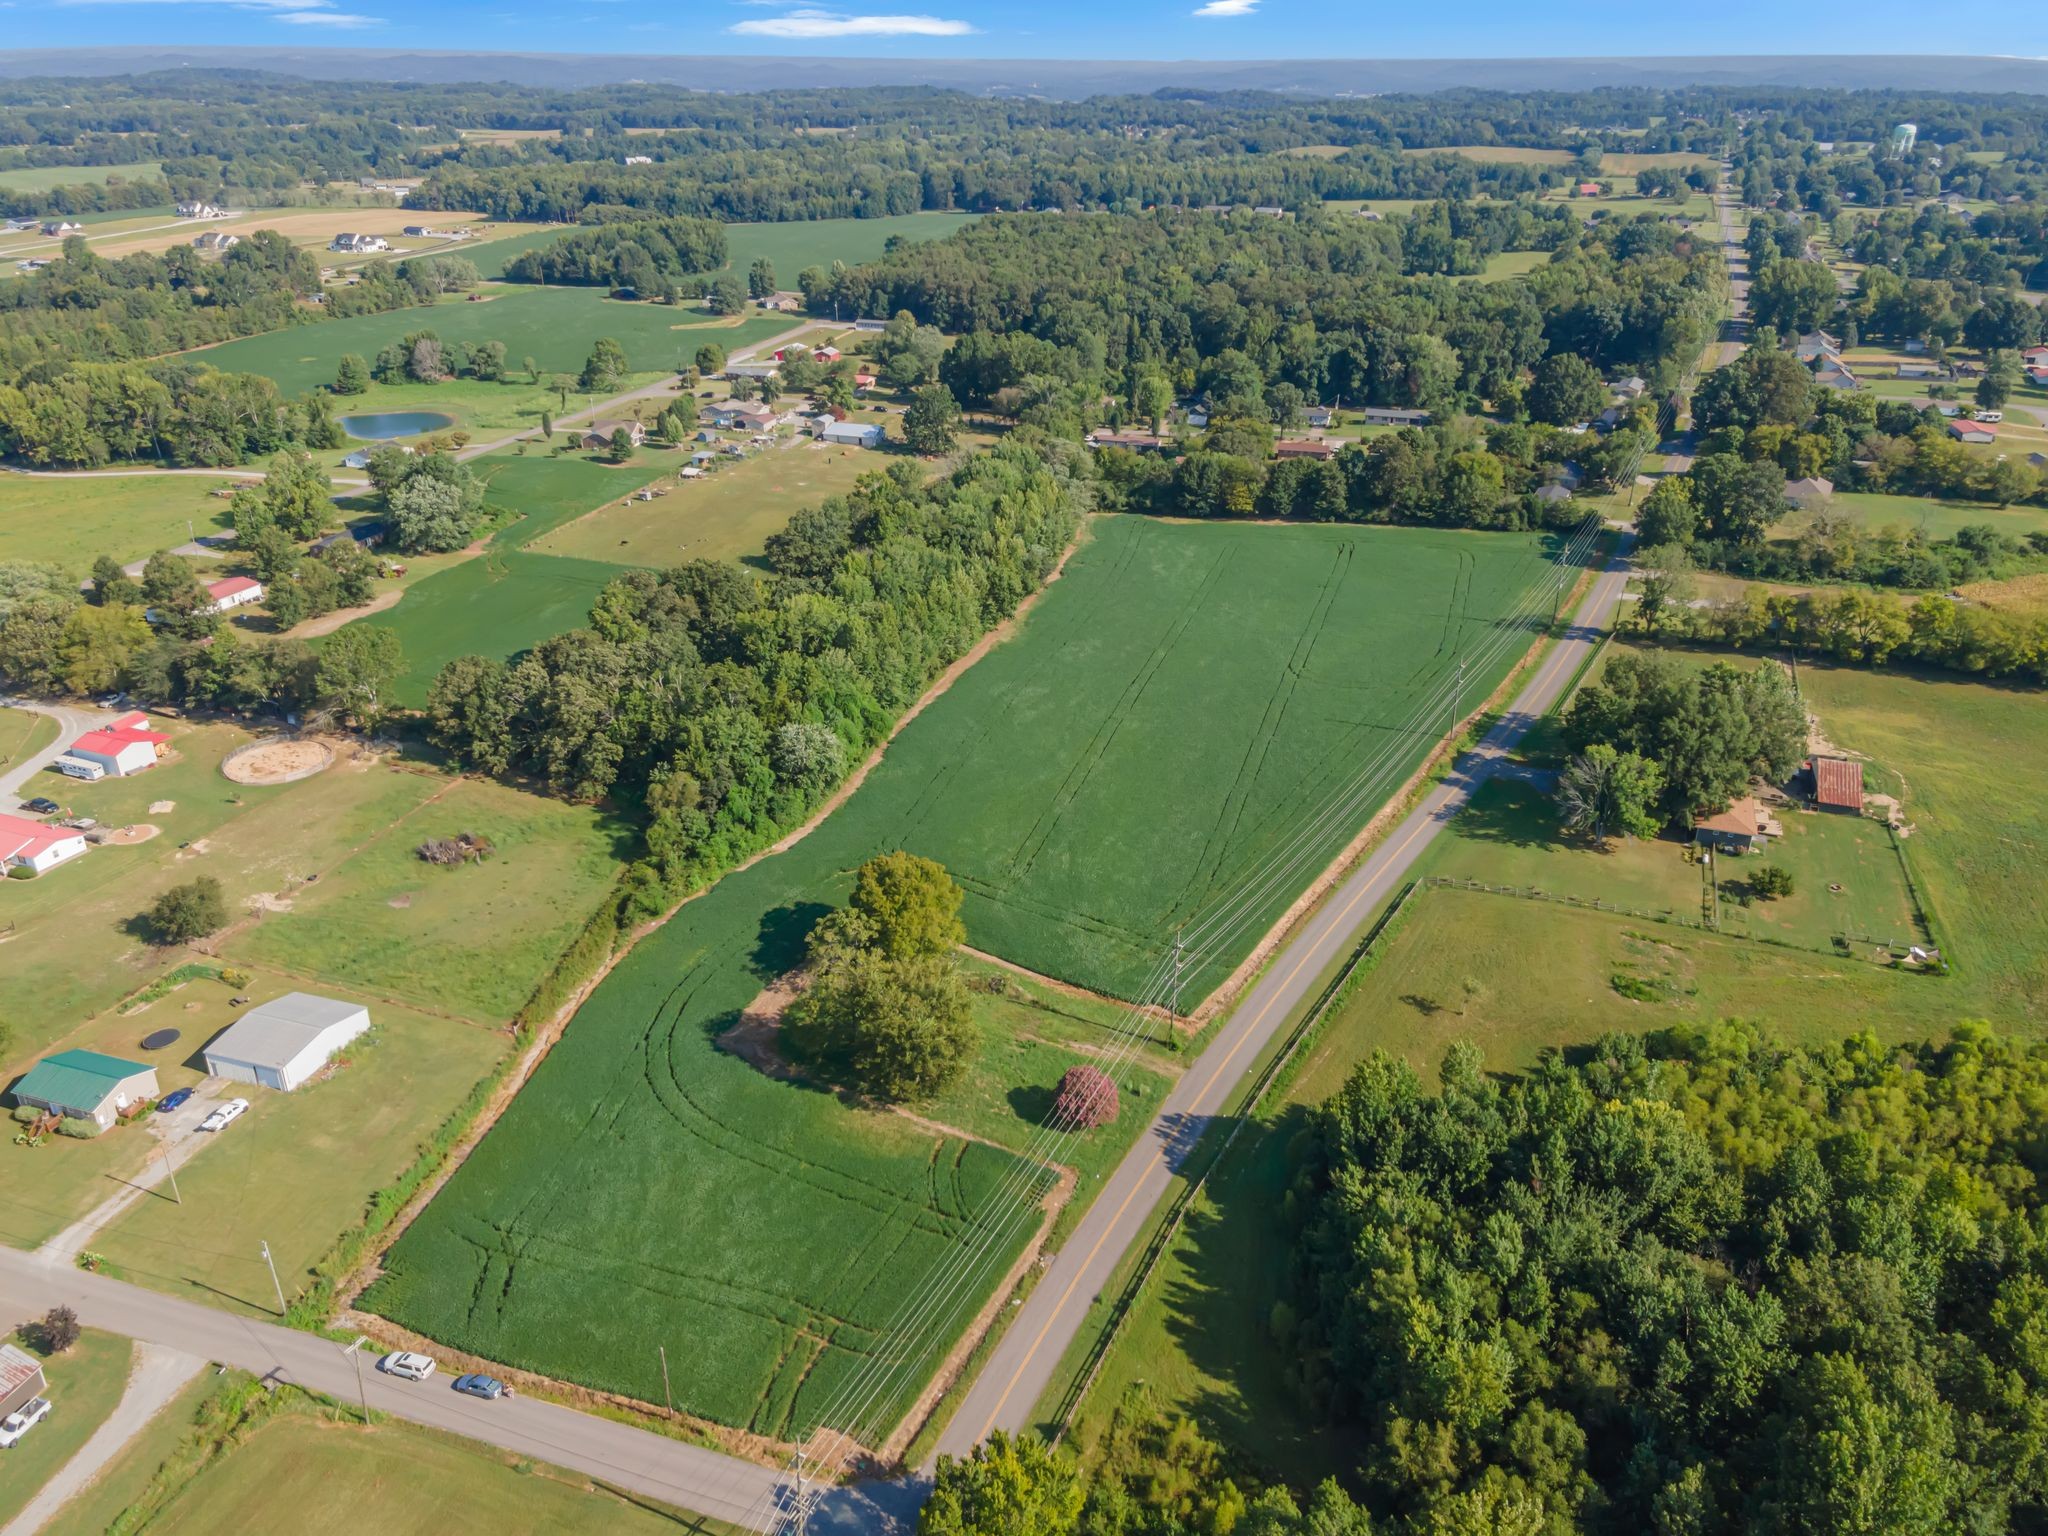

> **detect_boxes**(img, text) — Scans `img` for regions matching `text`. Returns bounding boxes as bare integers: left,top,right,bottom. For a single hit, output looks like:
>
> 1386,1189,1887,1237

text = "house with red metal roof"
1811,756,1864,812
205,576,264,614
62,712,168,778
0,1343,46,1420
0,811,87,874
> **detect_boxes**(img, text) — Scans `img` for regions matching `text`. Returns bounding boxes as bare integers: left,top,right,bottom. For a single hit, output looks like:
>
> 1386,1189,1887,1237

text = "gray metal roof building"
203,993,372,1093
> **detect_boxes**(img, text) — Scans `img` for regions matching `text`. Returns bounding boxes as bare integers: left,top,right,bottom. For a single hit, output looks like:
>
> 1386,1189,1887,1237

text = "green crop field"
359,550,628,709
0,159,161,192
368,516,1568,1438
185,289,798,397
0,473,236,575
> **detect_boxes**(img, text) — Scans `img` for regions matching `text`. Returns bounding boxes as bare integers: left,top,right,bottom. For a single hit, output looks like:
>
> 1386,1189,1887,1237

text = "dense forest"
1280,1021,2048,1535
499,213,726,291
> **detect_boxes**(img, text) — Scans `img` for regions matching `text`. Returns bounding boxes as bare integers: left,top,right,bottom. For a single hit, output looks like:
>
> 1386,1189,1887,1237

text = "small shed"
1812,756,1864,812
203,993,372,1093
11,1049,158,1130
1693,797,1780,854
0,1344,46,1420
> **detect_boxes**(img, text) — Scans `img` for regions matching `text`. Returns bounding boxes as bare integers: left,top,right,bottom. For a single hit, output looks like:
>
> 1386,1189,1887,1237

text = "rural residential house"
1303,405,1336,428
1786,476,1834,505
1274,439,1337,461
723,362,779,382
1810,756,1864,812
1693,797,1781,854
0,812,88,874
0,1345,46,1421
708,402,776,432
1792,331,1842,363
822,421,885,448
206,576,264,614
41,221,82,236
191,232,239,253
1359,407,1431,427
759,291,804,312
175,200,227,219
581,420,647,451
328,233,390,254
204,992,373,1092
1085,430,1170,451
64,712,168,778
1948,420,1996,444
10,1050,158,1130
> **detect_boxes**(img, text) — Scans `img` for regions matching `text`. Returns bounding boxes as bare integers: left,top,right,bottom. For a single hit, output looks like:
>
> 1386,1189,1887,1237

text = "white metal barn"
203,993,372,1092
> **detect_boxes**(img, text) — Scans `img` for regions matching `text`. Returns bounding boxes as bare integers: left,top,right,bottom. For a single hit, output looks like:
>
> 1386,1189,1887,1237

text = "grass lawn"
369,516,1571,1442
476,450,683,549
529,436,890,568
88,993,509,1320
38,1367,219,1536
0,705,59,773
0,1329,134,1530
1458,249,1551,282
1430,776,1924,954
136,1408,730,1536
0,160,161,192
0,473,236,577
228,775,631,1020
185,288,798,397
1772,490,2048,544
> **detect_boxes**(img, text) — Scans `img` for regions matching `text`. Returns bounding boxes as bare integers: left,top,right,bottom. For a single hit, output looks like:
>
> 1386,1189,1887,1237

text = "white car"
378,1351,436,1382
198,1098,249,1133
0,1397,51,1448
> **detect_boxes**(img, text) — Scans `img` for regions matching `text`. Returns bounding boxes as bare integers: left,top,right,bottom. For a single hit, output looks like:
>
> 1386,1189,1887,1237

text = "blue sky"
3,0,2041,58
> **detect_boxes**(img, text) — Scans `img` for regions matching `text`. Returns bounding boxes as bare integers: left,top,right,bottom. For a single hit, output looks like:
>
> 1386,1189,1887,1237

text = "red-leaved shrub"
1051,1064,1119,1130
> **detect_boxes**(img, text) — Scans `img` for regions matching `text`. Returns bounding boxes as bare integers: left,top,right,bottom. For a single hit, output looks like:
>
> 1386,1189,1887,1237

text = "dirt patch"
222,737,334,786
387,893,413,909
279,588,406,640
247,891,295,913
148,800,175,815
101,823,160,846
717,975,807,1081
174,838,211,860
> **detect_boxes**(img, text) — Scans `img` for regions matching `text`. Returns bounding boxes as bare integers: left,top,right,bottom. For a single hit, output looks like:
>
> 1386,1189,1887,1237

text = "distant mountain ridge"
1,48,2046,97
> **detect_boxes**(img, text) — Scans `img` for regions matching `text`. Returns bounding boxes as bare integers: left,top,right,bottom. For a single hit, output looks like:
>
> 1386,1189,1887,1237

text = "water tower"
1890,123,1918,158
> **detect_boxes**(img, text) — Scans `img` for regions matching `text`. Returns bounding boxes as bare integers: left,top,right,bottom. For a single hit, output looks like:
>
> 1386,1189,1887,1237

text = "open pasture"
529,437,887,568
186,289,798,397
0,472,235,576
369,517,1567,1438
1772,490,2048,544
0,159,161,192
720,212,981,284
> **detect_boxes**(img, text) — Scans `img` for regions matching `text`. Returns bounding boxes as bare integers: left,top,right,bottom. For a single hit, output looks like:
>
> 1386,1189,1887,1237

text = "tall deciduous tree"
921,1432,1083,1536
1556,743,1665,846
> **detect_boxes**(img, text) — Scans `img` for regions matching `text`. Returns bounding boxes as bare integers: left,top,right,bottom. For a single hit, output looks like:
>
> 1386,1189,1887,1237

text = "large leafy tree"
847,849,966,961
1555,743,1665,845
922,1432,1084,1536
1525,352,1607,426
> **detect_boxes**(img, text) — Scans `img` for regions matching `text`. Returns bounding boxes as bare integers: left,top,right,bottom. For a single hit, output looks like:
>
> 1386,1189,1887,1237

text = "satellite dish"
140,1028,181,1051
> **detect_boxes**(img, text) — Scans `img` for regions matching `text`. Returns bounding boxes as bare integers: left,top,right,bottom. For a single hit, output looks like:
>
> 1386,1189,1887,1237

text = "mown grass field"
1771,490,2048,544
369,517,1567,1438
529,437,887,568
0,705,58,773
186,289,797,396
0,1329,133,1530
0,473,236,575
131,1405,728,1536
0,159,161,191
0,719,625,1264
719,212,981,283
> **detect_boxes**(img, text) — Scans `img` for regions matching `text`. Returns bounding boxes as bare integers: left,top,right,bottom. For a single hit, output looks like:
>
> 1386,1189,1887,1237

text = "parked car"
378,1351,436,1382
0,1397,51,1449
452,1373,512,1400
198,1098,249,1133
157,1087,195,1114
20,797,58,816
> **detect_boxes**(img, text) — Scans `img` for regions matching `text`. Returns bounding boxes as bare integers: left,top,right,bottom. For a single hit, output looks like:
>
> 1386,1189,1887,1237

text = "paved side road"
0,1247,917,1534
0,700,117,807
0,1342,204,1536
936,541,1637,1460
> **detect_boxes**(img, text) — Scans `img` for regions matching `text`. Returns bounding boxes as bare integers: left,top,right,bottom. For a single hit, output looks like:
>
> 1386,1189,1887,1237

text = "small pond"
339,410,455,440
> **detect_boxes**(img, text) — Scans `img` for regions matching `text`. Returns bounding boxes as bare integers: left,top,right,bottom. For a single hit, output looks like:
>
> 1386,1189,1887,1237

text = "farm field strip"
368,515,1583,1450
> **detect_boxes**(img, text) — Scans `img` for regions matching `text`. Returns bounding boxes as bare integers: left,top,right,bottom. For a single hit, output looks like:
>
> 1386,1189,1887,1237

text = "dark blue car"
452,1374,511,1401
157,1088,195,1113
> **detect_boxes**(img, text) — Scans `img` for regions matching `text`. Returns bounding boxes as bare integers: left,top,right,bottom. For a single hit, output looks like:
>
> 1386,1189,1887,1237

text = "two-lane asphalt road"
936,539,1636,1459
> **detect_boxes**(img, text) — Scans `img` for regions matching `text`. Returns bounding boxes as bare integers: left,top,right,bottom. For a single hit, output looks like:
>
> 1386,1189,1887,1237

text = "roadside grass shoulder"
0,1329,134,1531
39,1364,219,1536
0,705,59,772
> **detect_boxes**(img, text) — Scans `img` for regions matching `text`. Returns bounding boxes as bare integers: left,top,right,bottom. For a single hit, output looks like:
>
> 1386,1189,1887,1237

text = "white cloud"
276,8,379,22
56,0,380,18
1192,0,1258,14
730,8,975,37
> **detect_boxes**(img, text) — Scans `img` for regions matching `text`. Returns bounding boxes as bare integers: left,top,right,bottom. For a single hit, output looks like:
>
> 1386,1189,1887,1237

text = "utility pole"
343,1336,373,1425
160,1137,181,1206
1167,930,1185,1051
794,1448,809,1536
260,1239,286,1316
659,1345,673,1419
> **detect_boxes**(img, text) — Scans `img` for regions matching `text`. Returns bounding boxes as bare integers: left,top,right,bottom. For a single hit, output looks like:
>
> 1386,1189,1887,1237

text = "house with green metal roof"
10,1049,158,1131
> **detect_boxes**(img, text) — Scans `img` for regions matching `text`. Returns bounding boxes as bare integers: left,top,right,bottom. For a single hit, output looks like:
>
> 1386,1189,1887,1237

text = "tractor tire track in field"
1171,539,1351,928
1006,546,1227,886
